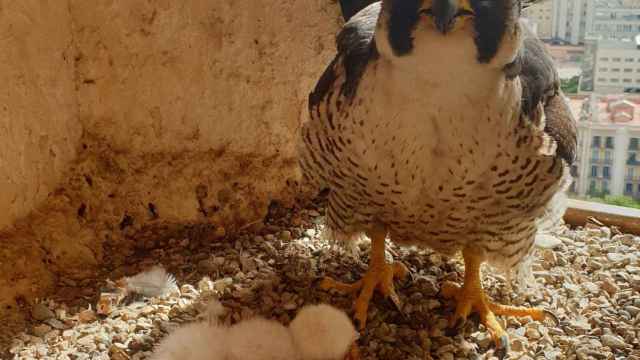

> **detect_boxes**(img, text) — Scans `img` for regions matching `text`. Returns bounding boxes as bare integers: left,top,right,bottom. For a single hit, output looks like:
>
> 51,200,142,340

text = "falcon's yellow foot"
319,227,408,330
441,249,554,350
319,260,408,329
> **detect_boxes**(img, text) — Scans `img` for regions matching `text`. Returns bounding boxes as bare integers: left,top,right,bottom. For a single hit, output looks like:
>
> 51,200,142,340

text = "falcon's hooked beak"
423,0,474,35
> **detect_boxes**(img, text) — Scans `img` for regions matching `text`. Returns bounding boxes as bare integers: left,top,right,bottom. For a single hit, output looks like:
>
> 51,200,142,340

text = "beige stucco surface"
0,1,80,230
0,0,341,344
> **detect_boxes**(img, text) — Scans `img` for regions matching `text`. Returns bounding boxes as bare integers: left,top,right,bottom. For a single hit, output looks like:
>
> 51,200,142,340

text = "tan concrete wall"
69,0,340,223
0,0,80,342
0,0,81,229
0,0,341,345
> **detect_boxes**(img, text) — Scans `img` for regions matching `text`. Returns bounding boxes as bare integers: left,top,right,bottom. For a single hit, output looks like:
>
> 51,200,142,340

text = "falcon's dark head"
376,0,523,66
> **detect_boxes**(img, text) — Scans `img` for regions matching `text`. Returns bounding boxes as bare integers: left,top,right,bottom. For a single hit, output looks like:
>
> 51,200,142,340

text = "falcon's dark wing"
303,3,380,194
517,30,578,165
308,2,380,113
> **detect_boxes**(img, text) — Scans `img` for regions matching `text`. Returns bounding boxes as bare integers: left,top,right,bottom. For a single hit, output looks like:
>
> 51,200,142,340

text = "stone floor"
5,201,640,359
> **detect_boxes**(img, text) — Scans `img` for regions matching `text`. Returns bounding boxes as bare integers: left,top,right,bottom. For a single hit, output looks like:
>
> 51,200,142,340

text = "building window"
593,136,601,148
589,180,597,193
624,79,633,83
627,167,635,179
603,166,610,179
599,57,609,61
599,68,608,72
606,137,614,149
603,180,610,193
626,58,635,62
591,166,598,177
630,138,639,150
598,78,607,82
626,183,633,194
624,68,634,72
629,153,639,165
611,68,621,72
611,78,620,83
613,58,622,62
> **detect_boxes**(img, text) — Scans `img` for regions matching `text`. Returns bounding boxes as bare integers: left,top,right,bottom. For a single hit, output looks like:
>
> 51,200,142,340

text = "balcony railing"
591,158,613,165
589,174,611,180
626,176,640,182
627,159,640,166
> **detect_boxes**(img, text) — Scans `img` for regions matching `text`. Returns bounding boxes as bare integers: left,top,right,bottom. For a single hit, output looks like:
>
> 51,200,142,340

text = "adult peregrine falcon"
298,0,576,349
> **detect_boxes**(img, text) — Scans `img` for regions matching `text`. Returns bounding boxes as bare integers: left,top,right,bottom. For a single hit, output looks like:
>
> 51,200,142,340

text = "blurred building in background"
569,94,640,199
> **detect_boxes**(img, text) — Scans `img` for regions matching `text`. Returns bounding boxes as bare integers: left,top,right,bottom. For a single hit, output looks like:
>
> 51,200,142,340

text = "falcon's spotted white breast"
298,0,577,350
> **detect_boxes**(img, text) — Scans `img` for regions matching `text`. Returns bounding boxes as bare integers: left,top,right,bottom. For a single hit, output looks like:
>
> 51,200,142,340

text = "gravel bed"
5,203,640,360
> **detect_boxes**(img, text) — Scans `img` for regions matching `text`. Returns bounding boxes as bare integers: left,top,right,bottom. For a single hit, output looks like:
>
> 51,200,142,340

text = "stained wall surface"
0,1,80,230
0,0,342,344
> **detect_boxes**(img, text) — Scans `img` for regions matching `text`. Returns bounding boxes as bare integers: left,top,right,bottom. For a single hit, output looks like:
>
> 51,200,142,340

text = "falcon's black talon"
389,299,403,313
469,312,481,325
497,334,510,351
493,335,510,359
353,318,361,330
494,346,509,360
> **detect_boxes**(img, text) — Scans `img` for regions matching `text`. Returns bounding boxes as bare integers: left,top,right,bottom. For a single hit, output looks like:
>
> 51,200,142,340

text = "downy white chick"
226,317,298,360
149,301,358,360
289,304,358,360
148,321,227,360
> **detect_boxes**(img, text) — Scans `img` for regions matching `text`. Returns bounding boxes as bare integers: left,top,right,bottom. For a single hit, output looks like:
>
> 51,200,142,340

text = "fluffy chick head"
149,321,227,360
226,317,299,360
289,304,358,360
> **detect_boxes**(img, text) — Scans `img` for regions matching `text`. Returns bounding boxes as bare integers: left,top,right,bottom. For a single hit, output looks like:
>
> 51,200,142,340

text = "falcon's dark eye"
457,9,474,17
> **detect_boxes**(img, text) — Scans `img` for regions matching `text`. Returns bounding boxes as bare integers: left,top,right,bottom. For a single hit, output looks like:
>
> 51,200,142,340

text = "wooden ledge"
565,199,640,235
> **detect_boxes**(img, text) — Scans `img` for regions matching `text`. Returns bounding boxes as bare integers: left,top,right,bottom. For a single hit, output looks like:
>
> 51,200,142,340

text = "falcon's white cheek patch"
531,105,558,157
489,20,523,68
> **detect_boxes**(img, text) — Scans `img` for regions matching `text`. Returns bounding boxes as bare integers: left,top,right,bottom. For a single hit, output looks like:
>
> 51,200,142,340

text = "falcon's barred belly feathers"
298,0,577,350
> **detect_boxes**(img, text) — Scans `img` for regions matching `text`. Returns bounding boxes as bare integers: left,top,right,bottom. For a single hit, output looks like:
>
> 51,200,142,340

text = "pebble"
197,258,217,273
607,253,628,266
280,230,292,241
31,303,55,321
535,234,563,249
601,279,619,295
32,324,52,338
213,277,233,293
45,318,66,330
525,327,541,340
601,334,627,349
62,330,76,340
7,218,640,360
78,309,97,323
